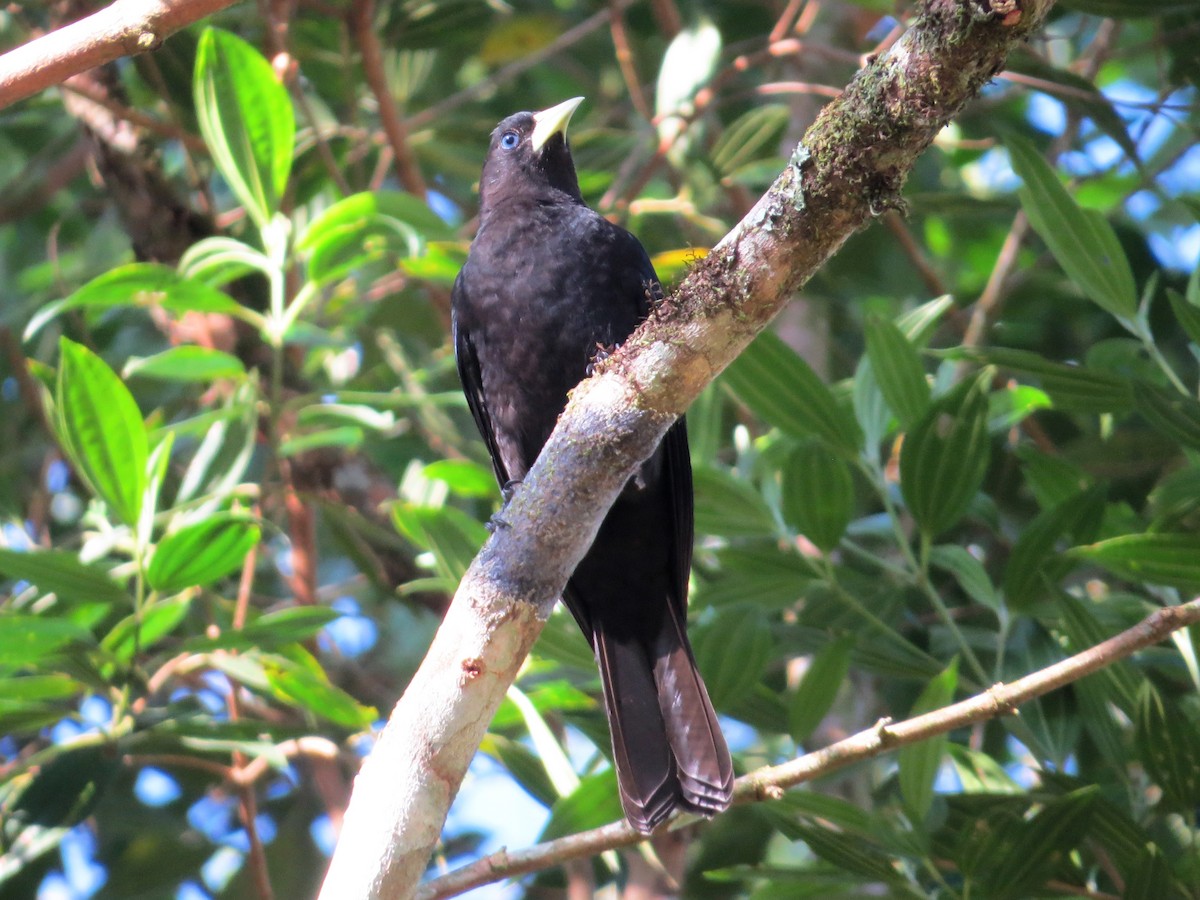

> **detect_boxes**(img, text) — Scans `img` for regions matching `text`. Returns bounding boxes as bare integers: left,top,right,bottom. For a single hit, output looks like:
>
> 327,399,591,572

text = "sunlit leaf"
25,264,244,339
1007,135,1136,321
56,338,148,528
124,346,246,383
194,28,295,228
0,548,129,607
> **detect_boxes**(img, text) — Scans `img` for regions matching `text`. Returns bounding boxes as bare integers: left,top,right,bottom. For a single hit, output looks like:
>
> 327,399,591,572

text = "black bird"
451,98,733,833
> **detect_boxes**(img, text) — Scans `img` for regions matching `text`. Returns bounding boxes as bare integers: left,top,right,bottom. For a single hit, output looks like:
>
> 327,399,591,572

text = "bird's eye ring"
499,130,520,150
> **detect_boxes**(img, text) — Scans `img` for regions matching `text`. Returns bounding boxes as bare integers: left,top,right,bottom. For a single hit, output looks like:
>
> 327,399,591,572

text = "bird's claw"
587,343,617,376
501,479,522,503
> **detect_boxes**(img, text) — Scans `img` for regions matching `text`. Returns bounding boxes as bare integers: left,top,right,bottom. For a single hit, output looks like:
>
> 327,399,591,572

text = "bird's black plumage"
451,98,733,833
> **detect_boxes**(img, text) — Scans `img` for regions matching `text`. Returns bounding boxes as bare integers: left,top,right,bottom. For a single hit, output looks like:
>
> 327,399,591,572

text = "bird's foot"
486,479,523,532
587,343,617,376
501,479,522,503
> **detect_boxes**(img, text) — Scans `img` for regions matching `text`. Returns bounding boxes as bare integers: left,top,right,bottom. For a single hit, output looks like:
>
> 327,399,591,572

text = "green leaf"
539,770,624,841
179,236,272,287
1133,380,1200,451
0,674,82,701
898,658,958,821
1125,844,1178,900
983,787,1098,899
899,372,991,537
1167,288,1200,347
896,294,956,345
711,104,790,176
791,823,901,884
1135,683,1200,812
696,545,816,611
298,191,454,283
238,606,342,646
694,465,777,538
789,636,853,743
864,316,930,428
1003,487,1104,608
781,442,855,552
25,263,245,339
929,545,998,611
852,357,891,456
0,617,91,670
124,346,246,383
391,502,488,585
1056,594,1141,714
0,548,129,606
279,426,365,457
693,605,775,710
945,745,1022,794
947,346,1133,413
722,331,861,454
479,733,556,808
421,460,499,499
1006,135,1137,320
56,338,149,527
1015,445,1092,510
1071,532,1200,589
262,651,376,729
194,28,295,228
1006,50,1139,162
100,595,193,662
147,515,261,593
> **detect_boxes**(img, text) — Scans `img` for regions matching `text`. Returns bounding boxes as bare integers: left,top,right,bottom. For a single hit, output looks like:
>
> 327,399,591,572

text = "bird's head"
479,97,585,210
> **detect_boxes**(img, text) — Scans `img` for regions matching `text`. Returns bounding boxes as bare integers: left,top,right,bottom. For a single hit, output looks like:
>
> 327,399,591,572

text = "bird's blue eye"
500,131,520,150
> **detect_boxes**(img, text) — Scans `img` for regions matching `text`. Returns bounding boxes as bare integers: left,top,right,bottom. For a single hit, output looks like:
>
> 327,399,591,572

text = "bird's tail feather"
654,604,734,816
594,608,733,833
594,630,678,833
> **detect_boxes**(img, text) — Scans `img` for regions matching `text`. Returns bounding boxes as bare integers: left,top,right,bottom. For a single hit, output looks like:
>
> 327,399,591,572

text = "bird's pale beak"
530,97,584,154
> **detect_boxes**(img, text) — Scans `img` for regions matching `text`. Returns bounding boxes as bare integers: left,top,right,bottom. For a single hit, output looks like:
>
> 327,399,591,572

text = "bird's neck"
480,189,586,224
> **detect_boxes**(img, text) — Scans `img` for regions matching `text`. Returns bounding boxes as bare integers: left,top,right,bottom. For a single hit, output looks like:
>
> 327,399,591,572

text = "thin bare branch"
350,0,426,197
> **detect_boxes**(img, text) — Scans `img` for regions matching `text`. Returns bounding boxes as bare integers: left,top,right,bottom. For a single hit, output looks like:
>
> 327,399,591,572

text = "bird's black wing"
451,275,510,487
621,233,694,620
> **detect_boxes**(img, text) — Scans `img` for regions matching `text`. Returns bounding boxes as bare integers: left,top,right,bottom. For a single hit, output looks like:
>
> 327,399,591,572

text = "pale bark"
0,0,240,109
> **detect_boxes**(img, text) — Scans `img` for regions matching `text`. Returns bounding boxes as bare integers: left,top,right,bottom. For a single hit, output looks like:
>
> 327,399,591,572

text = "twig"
227,543,275,900
350,0,426,197
883,212,947,298
608,2,653,123
0,0,242,110
418,598,1200,899
405,0,638,130
648,0,682,38
60,77,207,151
293,80,354,195
963,211,1028,349
769,0,809,44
